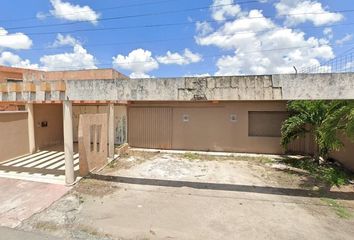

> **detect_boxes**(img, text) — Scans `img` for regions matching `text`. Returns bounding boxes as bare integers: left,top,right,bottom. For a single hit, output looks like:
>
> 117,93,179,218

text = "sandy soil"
19,151,354,240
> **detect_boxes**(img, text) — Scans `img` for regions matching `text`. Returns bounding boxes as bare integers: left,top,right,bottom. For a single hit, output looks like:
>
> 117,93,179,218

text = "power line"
0,0,196,23
2,2,352,32
29,37,191,51
2,16,354,39
12,21,354,53
1,1,261,30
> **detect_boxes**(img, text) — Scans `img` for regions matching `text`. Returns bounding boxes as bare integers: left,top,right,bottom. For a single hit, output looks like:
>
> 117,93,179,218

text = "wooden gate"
78,113,108,176
128,107,172,149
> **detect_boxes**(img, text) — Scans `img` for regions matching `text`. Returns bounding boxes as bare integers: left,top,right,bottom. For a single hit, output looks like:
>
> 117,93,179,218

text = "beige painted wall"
172,102,287,154
34,104,63,150
129,101,288,154
0,112,29,162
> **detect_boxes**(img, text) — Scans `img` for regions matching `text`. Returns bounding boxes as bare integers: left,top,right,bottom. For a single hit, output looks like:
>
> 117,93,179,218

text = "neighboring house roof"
41,68,128,81
0,66,41,83
0,65,128,82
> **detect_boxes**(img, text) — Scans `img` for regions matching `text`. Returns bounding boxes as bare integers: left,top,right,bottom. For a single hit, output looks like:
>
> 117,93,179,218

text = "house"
0,66,128,110
0,65,353,185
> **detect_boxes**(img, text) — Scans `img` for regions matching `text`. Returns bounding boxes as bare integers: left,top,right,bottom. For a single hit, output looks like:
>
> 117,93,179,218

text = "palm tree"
281,100,327,163
319,101,354,156
281,100,354,164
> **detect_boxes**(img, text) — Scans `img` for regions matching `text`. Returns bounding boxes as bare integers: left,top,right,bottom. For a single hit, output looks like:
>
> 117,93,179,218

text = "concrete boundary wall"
0,111,29,162
2,73,353,102
272,73,354,100
65,73,354,101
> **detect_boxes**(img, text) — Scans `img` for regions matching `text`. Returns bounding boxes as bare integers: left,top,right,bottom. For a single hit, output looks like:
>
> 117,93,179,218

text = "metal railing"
300,48,354,74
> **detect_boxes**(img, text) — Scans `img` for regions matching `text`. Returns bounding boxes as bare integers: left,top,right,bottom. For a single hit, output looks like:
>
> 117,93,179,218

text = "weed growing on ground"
321,198,353,219
78,195,85,204
182,152,201,160
34,221,61,232
229,155,273,164
280,157,353,187
255,157,273,164
107,160,117,168
181,152,274,163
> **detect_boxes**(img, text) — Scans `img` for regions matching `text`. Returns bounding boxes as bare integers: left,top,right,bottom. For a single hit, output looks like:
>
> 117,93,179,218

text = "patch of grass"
230,155,273,164
34,221,61,232
182,152,201,160
181,152,274,163
107,160,117,168
254,156,273,164
280,157,352,187
321,198,353,219
126,151,160,159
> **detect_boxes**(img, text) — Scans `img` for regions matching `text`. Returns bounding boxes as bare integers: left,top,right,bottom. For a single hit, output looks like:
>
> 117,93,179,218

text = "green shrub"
182,152,200,160
280,158,352,187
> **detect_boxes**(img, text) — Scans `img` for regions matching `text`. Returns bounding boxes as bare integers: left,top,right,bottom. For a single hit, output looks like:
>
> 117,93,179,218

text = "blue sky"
0,0,353,77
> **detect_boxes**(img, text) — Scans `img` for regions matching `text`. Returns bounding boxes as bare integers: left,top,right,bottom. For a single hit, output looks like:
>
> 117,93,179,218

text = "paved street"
0,226,59,240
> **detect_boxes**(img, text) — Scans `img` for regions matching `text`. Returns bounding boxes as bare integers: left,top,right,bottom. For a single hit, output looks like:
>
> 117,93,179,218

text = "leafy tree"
281,100,354,164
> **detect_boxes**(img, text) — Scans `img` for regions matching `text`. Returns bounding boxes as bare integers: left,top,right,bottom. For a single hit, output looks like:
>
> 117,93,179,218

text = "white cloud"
0,33,95,71
52,33,80,47
0,51,39,69
36,12,49,20
211,0,241,21
112,48,159,78
323,27,333,39
184,73,211,77
196,10,275,50
49,0,100,24
196,21,213,36
275,0,343,26
39,34,95,70
196,8,335,75
40,44,96,71
157,49,202,65
335,34,353,45
0,27,32,50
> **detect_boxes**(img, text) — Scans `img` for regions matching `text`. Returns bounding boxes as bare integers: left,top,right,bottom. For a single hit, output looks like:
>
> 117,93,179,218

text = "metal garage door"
128,107,173,149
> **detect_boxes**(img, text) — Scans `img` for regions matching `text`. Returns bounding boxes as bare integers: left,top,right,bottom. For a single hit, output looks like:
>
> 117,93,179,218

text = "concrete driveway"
19,151,354,240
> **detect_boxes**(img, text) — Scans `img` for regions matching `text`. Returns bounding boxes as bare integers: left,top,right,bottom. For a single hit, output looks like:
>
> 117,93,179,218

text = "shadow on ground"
90,174,354,201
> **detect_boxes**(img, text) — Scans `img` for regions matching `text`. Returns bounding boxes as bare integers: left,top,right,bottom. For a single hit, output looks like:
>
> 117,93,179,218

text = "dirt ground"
19,150,354,240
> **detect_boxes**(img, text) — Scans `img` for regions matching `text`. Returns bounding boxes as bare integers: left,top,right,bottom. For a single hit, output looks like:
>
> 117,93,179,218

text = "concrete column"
26,103,36,154
108,103,115,160
63,100,75,185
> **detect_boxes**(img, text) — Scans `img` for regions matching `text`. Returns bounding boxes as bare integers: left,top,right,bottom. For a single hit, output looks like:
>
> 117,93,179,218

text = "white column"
108,103,115,160
63,100,75,185
26,103,36,154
